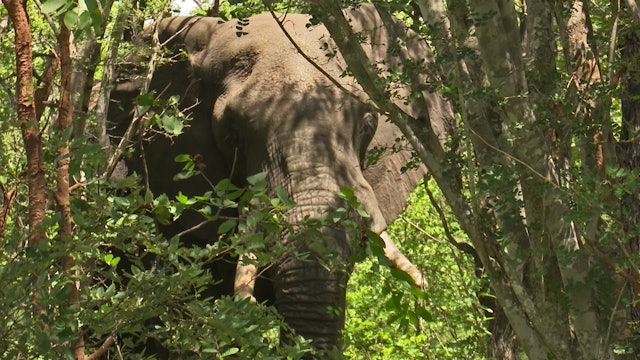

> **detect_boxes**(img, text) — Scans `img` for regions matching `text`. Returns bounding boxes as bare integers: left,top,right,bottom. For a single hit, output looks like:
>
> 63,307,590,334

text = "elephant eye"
359,112,378,163
362,112,378,129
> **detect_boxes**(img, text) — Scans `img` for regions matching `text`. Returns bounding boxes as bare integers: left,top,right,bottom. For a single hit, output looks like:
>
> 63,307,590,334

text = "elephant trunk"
273,187,354,352
275,255,349,351
262,136,361,351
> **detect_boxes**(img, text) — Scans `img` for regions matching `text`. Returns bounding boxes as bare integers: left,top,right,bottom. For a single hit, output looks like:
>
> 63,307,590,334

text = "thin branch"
103,16,200,180
423,179,482,269
174,219,212,238
602,278,628,359
103,17,163,179
263,1,367,105
0,75,17,108
86,336,116,360
467,119,549,184
608,0,621,85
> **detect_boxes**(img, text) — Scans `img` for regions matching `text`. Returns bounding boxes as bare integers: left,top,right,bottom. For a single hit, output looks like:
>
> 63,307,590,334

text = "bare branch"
86,336,116,360
103,16,163,179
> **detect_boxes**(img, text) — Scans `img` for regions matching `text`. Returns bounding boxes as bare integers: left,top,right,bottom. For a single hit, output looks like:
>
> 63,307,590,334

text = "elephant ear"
362,119,426,226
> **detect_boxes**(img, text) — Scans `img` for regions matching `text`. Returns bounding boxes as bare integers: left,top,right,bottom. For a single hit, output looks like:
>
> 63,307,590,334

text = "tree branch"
86,336,116,360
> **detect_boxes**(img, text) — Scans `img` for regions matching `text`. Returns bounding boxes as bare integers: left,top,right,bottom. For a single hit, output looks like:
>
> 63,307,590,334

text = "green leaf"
83,0,99,12
218,219,237,234
61,123,74,141
75,142,101,156
175,154,192,163
41,0,67,13
156,114,185,135
173,170,197,181
221,347,239,356
356,206,370,218
176,192,196,205
136,91,156,106
338,186,356,202
246,172,268,187
415,307,434,322
275,187,295,207
112,196,130,208
390,268,414,284
332,207,347,223
409,286,429,300
63,10,79,29
77,10,92,30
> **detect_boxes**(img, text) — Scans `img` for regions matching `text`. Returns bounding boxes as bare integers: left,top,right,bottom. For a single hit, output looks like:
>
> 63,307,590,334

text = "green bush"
345,180,489,359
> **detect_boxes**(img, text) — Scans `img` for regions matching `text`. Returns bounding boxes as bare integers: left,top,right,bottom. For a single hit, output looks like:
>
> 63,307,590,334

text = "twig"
263,1,369,106
174,219,212,238
0,75,17,108
608,0,621,85
103,16,200,181
103,16,164,179
34,49,60,122
86,335,116,360
423,178,481,268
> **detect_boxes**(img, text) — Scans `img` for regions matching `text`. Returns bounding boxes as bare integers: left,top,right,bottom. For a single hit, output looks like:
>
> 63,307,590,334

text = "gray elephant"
108,3,452,356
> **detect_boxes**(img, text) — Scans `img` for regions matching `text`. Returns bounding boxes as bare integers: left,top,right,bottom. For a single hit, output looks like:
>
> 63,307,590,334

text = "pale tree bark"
95,5,130,147
414,1,519,356
466,1,610,358
71,0,114,139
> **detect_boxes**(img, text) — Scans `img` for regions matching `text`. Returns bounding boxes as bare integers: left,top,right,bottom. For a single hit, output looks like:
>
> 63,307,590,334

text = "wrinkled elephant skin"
108,3,452,355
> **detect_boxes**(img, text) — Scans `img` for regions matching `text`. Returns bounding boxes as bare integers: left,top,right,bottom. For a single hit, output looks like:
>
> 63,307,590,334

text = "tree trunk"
2,0,47,248
618,26,640,356
54,22,85,360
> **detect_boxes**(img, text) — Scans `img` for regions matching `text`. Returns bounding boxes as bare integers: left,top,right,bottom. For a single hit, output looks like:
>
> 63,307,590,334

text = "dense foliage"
345,180,488,359
1,0,639,359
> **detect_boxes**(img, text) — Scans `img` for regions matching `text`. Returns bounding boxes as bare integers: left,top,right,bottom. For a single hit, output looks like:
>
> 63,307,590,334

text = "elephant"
107,3,453,356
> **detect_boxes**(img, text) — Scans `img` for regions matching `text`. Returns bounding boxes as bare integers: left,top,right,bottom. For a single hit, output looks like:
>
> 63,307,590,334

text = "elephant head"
108,3,453,355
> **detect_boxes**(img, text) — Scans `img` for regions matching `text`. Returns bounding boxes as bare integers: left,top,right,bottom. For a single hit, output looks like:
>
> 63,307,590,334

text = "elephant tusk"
234,253,258,303
380,231,427,289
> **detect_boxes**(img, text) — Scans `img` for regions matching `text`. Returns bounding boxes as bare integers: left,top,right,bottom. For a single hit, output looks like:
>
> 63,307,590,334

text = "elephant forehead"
167,14,359,90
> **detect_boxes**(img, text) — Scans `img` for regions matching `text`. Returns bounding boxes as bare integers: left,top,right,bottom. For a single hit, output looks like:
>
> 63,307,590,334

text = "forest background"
0,0,638,359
